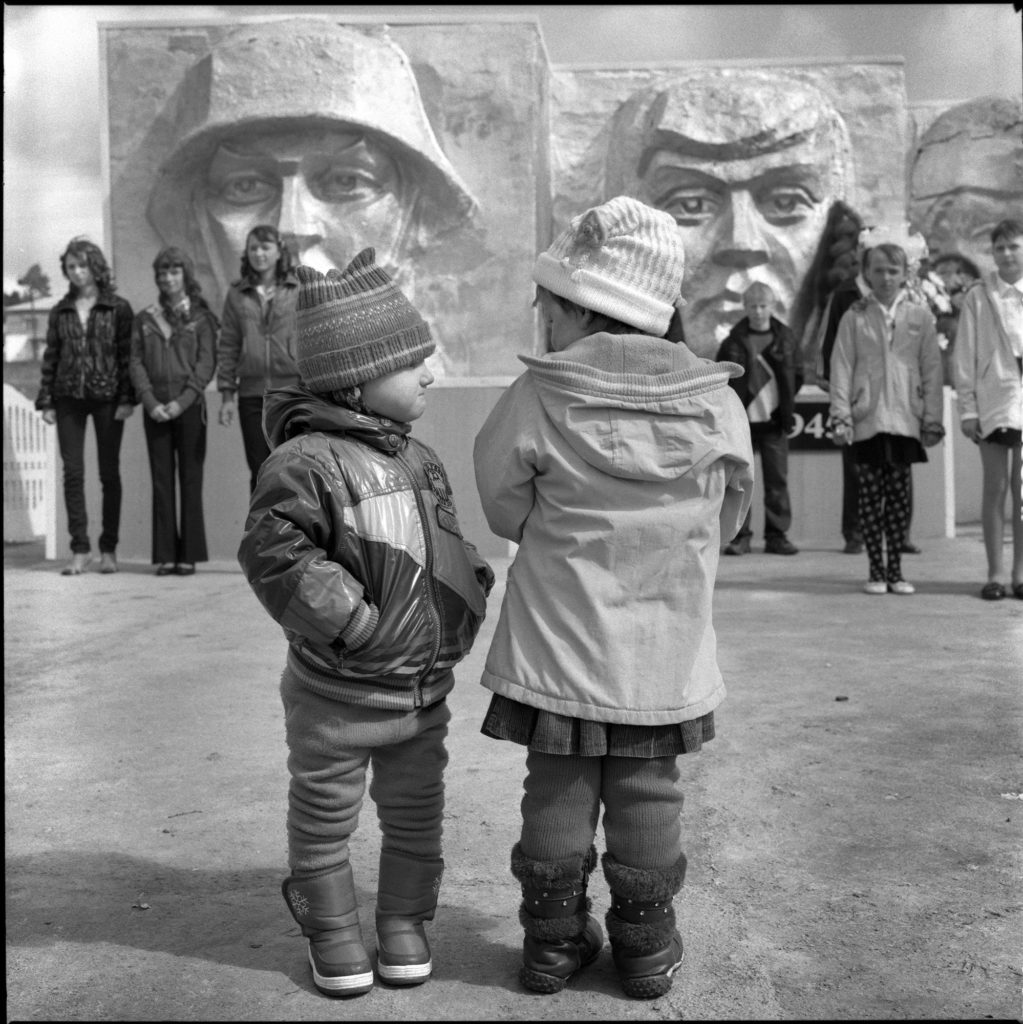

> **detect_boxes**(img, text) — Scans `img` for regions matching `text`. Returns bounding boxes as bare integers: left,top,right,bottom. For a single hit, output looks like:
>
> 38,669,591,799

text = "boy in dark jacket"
238,251,494,998
716,282,802,555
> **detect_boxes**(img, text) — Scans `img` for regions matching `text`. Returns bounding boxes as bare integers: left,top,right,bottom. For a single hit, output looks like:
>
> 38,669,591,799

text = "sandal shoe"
980,582,1006,601
99,553,118,574
155,564,176,576
61,554,92,576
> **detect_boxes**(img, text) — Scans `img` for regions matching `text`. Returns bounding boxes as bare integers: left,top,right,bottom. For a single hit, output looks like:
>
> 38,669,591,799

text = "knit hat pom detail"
296,249,435,392
532,196,686,336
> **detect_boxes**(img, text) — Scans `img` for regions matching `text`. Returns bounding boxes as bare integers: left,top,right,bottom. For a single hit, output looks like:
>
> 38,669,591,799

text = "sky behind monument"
4,3,1020,295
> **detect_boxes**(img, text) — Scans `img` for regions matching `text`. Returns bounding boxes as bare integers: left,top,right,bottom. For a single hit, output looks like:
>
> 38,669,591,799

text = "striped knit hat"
533,195,685,335
295,250,435,391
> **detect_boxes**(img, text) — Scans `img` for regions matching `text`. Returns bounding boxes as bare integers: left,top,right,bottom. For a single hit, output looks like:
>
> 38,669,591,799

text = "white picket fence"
3,383,56,558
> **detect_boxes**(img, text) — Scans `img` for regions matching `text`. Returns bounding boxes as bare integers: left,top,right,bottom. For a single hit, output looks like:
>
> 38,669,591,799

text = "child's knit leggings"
519,749,684,870
856,461,912,582
280,666,450,876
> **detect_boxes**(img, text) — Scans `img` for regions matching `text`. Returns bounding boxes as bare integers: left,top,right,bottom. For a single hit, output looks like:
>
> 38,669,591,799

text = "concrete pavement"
5,530,1022,1020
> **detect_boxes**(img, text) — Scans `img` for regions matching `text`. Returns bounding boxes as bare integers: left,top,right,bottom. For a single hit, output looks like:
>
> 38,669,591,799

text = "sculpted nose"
712,191,770,270
278,175,324,254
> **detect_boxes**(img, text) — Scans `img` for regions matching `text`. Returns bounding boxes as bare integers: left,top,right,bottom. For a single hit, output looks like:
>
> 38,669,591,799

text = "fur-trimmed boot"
375,851,443,985
282,864,374,997
510,842,604,994
602,852,687,999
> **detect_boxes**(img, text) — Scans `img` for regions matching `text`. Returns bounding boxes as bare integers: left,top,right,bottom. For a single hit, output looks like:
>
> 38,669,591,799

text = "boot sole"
620,948,684,1000
309,950,374,996
377,959,432,985
519,941,601,994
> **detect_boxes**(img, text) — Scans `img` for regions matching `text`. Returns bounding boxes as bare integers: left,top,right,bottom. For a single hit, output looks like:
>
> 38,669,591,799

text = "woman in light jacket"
216,225,300,492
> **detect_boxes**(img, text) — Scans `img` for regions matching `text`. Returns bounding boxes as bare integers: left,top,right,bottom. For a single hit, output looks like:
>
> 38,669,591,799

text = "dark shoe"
843,539,864,554
900,541,922,554
1013,583,1023,600
512,844,603,994
375,852,442,986
981,582,1006,601
282,866,374,997
764,536,799,555
155,564,176,576
61,553,92,576
603,852,688,1000
176,563,196,576
723,536,751,555
99,552,118,574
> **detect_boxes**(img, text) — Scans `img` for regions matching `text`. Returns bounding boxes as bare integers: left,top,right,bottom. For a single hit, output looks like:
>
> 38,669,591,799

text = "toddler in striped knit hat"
238,248,494,999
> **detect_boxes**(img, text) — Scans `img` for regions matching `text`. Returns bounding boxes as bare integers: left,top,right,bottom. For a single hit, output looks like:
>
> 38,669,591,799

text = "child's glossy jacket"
238,385,491,711
474,333,754,726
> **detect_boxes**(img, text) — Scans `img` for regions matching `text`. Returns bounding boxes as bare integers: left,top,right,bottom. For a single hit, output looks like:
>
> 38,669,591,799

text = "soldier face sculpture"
202,127,414,279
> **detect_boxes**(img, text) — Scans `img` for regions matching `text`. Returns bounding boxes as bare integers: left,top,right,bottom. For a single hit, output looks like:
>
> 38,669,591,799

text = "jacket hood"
263,385,410,452
519,333,744,481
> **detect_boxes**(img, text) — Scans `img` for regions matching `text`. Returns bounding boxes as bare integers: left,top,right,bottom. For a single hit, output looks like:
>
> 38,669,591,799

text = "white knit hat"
532,196,685,335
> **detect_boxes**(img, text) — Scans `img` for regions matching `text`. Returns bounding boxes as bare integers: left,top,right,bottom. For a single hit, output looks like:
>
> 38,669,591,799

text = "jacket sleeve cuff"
339,601,379,651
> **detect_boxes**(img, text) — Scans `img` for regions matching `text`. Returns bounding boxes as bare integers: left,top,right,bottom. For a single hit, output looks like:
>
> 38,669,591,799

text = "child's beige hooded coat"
474,332,754,726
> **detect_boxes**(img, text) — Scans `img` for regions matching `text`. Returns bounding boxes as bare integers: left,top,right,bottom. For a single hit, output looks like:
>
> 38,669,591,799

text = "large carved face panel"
640,142,835,350
200,127,414,284
607,74,850,355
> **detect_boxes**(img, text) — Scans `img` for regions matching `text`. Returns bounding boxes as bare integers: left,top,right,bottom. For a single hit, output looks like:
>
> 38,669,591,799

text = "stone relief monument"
909,96,1023,273
549,62,908,358
103,16,549,377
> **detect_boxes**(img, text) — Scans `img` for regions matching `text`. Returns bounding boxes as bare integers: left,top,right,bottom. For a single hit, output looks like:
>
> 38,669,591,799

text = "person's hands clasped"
959,417,982,445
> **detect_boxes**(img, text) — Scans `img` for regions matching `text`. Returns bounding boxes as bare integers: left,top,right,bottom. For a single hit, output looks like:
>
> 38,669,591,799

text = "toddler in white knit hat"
473,196,755,1001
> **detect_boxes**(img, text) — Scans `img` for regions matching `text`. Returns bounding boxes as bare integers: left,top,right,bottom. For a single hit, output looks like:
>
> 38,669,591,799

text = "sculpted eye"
656,191,720,226
311,166,390,204
216,173,278,206
758,187,816,223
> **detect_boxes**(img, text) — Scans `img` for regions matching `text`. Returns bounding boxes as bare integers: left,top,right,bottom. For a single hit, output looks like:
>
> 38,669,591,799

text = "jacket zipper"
396,449,441,707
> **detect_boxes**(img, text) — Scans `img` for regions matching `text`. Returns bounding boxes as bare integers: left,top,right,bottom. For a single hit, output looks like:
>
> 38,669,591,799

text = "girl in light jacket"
474,197,754,1000
953,218,1023,601
829,237,945,595
216,225,300,492
130,247,218,575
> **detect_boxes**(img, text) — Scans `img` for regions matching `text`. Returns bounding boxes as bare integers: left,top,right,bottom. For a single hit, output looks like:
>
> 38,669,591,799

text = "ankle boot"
375,851,443,985
602,852,687,999
282,864,374,997
510,842,604,994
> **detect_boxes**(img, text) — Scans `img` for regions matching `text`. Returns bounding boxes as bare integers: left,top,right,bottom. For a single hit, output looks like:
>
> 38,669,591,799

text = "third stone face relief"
605,70,853,355
910,96,1023,272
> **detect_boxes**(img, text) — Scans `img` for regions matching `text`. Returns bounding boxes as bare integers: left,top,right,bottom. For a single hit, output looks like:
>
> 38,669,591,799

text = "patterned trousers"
856,462,911,582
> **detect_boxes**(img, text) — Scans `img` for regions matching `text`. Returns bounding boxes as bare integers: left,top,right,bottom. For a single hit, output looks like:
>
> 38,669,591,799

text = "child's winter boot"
510,842,604,994
281,863,374,997
375,851,443,985
602,851,687,999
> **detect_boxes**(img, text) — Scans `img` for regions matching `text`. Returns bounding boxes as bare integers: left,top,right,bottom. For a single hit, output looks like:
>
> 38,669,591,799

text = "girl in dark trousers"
130,247,219,575
36,237,135,575
216,225,301,492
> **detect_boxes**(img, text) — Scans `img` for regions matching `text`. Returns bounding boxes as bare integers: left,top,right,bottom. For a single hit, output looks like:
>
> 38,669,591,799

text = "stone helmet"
146,19,478,287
